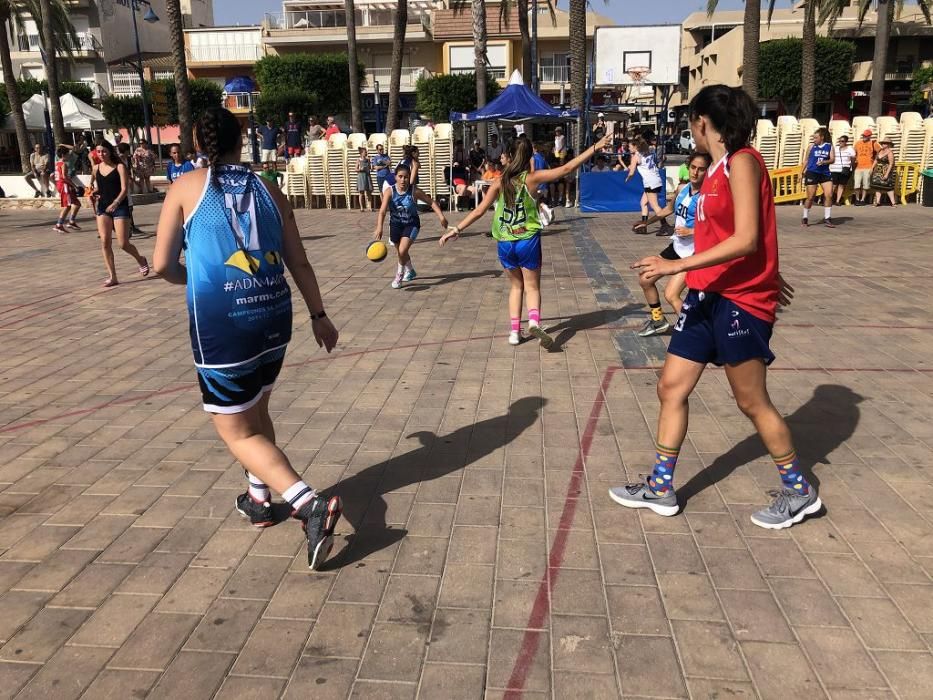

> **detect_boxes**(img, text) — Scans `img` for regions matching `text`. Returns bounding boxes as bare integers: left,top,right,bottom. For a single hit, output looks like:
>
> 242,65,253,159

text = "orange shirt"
484,167,502,180
854,140,879,170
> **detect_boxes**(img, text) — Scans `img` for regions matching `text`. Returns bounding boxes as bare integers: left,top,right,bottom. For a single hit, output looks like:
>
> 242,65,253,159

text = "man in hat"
593,112,608,142
853,128,880,205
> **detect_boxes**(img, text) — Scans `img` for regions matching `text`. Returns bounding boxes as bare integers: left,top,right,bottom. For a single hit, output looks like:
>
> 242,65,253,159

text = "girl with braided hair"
154,107,343,570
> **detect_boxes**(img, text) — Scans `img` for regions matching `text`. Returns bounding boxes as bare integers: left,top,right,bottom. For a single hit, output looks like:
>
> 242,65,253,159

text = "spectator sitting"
258,160,283,186
591,154,612,172
468,139,486,176
482,157,502,180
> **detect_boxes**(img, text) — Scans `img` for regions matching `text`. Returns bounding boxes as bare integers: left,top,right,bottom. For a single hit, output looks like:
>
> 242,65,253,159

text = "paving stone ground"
0,196,932,700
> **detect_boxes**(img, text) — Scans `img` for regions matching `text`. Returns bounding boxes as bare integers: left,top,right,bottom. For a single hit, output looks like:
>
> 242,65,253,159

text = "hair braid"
195,107,242,189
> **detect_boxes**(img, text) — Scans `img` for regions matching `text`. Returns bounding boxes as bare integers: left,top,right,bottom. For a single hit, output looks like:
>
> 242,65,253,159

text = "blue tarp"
580,170,667,213
450,70,578,123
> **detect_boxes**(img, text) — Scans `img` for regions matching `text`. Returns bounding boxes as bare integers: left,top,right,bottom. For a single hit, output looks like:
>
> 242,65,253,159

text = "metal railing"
450,67,507,80
224,92,261,110
264,8,428,31
16,34,40,52
539,64,570,83
362,67,432,89
18,32,101,53
111,70,142,96
187,44,263,63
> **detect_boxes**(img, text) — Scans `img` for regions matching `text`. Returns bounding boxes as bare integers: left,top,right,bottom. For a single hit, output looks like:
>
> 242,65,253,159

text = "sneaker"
527,324,554,350
540,203,552,225
608,478,679,517
508,330,521,346
33,191,40,198
658,221,675,237
750,488,822,530
801,218,809,227
823,218,836,228
66,221,81,231
637,317,670,337
388,239,395,247
53,223,66,233
235,492,274,528
295,494,342,570
403,265,417,282
391,271,403,289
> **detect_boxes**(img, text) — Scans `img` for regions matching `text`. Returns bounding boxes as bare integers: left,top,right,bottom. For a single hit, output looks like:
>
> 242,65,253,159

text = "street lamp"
128,0,160,143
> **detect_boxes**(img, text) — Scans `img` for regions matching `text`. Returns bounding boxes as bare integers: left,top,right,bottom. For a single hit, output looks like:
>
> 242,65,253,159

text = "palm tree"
706,0,761,100
499,0,555,86
0,2,31,171
472,0,489,116
164,0,194,154
568,0,585,150
39,0,64,143
800,0,817,117
344,0,362,132
385,0,407,132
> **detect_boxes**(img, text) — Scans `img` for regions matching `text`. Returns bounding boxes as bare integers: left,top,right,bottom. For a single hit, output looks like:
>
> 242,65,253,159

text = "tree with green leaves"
415,72,501,122
706,0,763,101
758,37,855,114
910,65,933,107
451,0,491,143
164,0,194,155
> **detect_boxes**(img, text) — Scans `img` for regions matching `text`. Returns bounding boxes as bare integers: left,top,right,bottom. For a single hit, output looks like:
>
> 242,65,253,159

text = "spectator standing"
285,112,303,160
468,139,486,177
871,138,897,207
324,115,340,140
258,119,281,164
132,140,156,193
356,146,373,212
593,113,608,142
166,145,194,184
852,129,879,205
486,134,504,164
305,116,325,150
116,142,143,235
829,135,856,205
372,144,391,192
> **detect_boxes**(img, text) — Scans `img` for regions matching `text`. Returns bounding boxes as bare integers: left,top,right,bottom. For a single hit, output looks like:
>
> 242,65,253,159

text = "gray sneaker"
750,488,822,530
528,324,554,350
608,479,679,517
637,317,670,337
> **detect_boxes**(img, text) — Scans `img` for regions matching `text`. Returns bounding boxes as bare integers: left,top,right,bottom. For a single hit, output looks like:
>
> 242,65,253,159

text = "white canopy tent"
1,93,107,132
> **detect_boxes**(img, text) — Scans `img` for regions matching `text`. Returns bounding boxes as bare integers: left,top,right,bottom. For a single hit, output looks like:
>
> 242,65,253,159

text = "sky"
216,0,748,28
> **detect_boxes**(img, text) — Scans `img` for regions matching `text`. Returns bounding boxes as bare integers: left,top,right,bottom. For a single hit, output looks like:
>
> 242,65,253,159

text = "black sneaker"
295,494,342,570
823,218,836,228
235,492,274,528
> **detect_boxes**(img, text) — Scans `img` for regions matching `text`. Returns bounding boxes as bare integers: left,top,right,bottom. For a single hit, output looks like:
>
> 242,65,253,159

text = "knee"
657,377,688,406
734,392,771,419
663,288,680,307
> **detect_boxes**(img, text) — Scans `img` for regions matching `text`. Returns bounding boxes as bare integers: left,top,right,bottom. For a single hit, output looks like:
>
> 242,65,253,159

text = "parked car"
679,129,695,153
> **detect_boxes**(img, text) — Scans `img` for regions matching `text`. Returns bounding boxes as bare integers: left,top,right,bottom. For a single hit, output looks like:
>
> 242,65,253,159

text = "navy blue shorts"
389,222,419,245
497,234,542,270
667,290,775,366
196,348,286,414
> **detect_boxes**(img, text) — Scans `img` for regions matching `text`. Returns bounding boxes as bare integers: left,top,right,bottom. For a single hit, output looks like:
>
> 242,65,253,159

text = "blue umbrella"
224,76,257,94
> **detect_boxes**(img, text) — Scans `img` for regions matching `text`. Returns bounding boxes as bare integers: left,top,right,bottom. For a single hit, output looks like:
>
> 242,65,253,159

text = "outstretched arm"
439,178,501,245
526,134,612,188
415,187,448,229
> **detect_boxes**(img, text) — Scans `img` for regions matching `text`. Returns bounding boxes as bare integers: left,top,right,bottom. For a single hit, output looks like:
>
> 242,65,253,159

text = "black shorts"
667,290,775,367
196,352,285,414
389,222,420,245
659,243,681,261
804,171,831,186
831,169,851,186
644,186,663,194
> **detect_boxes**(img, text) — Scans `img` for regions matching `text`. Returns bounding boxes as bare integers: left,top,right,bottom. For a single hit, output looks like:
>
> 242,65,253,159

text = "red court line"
503,365,619,698
622,365,933,374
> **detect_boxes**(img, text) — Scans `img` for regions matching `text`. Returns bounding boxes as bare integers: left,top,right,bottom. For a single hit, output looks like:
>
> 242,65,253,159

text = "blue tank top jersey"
389,186,420,227
674,185,699,229
183,165,292,368
532,152,548,171
806,142,832,175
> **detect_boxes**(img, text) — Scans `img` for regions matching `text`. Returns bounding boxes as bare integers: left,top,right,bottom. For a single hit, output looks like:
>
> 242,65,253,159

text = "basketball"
366,240,388,262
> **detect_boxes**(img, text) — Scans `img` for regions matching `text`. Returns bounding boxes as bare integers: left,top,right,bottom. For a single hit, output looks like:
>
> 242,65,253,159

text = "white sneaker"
391,271,403,289
508,330,521,346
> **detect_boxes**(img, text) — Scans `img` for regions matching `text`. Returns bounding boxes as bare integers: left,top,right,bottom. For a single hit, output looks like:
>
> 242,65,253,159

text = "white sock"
802,208,809,220
824,206,832,220
246,472,270,503
282,481,316,511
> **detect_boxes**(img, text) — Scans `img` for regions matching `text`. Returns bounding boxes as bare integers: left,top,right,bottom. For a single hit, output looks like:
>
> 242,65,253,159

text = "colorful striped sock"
774,450,810,494
511,317,521,333
283,481,316,512
528,308,540,327
648,442,680,496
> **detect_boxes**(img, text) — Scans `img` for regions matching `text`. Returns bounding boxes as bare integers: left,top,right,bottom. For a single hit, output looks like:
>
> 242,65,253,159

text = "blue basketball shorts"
389,222,420,245
196,347,287,414
667,290,775,367
497,234,542,271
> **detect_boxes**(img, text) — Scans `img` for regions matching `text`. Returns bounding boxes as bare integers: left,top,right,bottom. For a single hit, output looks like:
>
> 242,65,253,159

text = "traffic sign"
150,81,172,126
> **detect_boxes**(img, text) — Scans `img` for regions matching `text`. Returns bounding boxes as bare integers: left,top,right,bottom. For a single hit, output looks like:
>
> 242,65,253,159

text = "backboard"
593,25,682,87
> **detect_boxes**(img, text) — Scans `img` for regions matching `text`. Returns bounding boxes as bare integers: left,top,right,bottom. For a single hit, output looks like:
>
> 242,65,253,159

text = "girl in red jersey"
609,85,819,530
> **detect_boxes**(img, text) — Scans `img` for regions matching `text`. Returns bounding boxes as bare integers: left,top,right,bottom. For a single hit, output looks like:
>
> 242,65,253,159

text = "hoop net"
626,66,651,85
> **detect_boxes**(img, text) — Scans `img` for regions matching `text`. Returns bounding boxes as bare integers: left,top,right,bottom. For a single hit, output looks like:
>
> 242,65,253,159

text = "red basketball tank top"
685,147,779,323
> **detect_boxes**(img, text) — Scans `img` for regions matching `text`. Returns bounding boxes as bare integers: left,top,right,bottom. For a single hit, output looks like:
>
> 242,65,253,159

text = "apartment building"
678,2,933,120
4,0,214,101
185,25,264,118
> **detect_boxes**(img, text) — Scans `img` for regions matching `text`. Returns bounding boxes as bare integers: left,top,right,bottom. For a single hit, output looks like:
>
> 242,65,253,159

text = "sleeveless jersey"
636,151,663,189
491,173,541,242
183,165,292,368
671,184,699,258
685,148,779,323
55,159,68,191
389,185,420,227
806,142,832,176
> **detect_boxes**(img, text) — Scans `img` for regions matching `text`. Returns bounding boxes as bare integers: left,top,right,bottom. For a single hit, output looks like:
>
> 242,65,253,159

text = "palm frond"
706,0,718,18
11,0,79,59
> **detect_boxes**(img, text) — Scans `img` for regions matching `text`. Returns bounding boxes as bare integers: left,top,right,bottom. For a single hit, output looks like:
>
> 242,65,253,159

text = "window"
154,70,174,81
449,43,507,80
540,53,570,83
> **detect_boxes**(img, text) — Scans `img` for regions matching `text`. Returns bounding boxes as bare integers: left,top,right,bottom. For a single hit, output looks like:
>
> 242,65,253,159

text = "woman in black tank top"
89,140,148,287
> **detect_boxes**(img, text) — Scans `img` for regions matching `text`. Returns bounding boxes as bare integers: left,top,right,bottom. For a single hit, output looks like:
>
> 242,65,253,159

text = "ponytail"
688,85,757,153
499,138,533,208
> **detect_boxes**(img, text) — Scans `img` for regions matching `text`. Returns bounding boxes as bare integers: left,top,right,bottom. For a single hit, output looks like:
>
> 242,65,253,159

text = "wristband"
310,310,327,320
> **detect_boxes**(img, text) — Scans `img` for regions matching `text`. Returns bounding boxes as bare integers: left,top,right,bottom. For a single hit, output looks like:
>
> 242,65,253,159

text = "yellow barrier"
768,162,921,205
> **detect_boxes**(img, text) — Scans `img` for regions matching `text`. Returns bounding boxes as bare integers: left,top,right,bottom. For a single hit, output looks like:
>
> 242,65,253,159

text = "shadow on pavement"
402,269,503,291
324,396,546,569
678,384,864,509
542,304,643,352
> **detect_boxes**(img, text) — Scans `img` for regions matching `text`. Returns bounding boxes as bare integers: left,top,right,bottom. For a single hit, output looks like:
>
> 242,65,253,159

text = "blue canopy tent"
223,76,259,164
450,71,578,123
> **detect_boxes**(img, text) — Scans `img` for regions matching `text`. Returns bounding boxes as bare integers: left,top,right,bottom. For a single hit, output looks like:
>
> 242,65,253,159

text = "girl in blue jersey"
801,127,835,228
373,162,448,289
634,151,711,337
153,108,342,571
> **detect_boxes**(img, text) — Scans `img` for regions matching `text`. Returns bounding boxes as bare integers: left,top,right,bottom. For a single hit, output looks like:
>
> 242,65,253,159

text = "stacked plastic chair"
776,116,804,168
798,118,822,162
916,118,933,202
412,126,434,195
307,140,329,209
388,129,410,176
877,116,902,156
432,123,454,210
326,133,350,210
367,132,389,202
828,119,853,146
754,119,778,169
285,156,308,209
852,116,876,140
344,133,368,208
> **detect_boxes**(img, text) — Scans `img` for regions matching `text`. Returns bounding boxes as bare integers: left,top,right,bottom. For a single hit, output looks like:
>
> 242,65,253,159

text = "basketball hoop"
626,66,652,86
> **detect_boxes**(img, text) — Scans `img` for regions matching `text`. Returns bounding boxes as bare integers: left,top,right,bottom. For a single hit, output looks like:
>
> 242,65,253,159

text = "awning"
451,71,578,123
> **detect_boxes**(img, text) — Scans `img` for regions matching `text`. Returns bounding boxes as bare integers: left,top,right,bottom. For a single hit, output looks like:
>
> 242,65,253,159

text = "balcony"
450,67,507,81
186,43,263,64
263,4,432,44
17,32,101,56
850,60,918,82
223,92,261,113
110,70,142,97
361,67,433,91
539,64,570,85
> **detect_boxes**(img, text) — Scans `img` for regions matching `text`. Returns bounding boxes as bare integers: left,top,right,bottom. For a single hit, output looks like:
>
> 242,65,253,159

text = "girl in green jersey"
440,134,611,347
